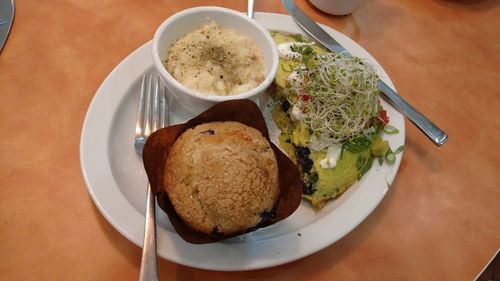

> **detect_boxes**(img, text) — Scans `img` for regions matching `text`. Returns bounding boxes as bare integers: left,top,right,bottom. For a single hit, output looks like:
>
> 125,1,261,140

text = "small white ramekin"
309,0,361,16
152,6,279,115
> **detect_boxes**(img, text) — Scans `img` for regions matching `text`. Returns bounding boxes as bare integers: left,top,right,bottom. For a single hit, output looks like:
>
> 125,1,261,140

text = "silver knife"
0,0,15,54
282,0,448,146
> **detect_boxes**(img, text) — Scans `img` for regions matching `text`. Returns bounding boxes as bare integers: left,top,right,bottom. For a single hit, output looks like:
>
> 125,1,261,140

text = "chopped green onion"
385,149,396,164
383,125,399,134
394,145,405,154
302,45,313,55
345,135,372,153
292,33,305,42
358,156,374,178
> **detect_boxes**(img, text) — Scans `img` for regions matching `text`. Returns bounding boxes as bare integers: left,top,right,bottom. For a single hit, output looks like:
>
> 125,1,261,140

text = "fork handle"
247,0,254,18
139,184,158,281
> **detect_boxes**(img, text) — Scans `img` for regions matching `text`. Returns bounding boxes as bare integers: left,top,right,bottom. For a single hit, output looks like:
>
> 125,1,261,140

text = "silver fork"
135,74,168,281
247,0,254,18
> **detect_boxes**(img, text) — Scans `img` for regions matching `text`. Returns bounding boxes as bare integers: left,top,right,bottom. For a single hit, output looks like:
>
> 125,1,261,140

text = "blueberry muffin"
164,121,279,235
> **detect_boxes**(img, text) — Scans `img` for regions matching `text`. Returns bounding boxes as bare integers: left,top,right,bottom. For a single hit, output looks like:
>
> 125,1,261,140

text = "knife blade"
282,0,448,146
0,0,15,54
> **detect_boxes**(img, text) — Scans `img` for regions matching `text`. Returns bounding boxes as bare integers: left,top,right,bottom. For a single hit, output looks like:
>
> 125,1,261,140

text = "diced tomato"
300,94,310,101
379,110,389,124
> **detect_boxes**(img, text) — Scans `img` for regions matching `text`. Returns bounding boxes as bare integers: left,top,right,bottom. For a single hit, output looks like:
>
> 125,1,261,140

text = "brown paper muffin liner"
142,99,302,244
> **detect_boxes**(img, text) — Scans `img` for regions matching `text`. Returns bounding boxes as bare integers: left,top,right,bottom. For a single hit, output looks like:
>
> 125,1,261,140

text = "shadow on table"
434,0,499,11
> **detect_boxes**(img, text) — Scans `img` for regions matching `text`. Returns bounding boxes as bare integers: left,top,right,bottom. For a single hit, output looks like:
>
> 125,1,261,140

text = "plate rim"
80,12,405,271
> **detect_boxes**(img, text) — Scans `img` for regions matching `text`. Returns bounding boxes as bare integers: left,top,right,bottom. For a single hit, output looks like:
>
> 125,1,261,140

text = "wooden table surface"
1,0,499,280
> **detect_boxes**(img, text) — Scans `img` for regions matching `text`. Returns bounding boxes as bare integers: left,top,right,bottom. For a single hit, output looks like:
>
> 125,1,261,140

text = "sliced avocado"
276,59,299,89
271,32,327,90
271,32,328,91
292,122,310,147
311,44,328,55
271,31,297,45
304,148,370,209
371,135,390,157
271,31,300,89
278,133,297,164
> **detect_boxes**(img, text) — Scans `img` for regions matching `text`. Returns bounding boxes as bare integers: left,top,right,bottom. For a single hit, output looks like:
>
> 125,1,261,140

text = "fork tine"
158,83,165,129
144,75,153,137
152,76,161,132
135,75,147,138
158,84,168,129
162,85,169,127
137,75,168,147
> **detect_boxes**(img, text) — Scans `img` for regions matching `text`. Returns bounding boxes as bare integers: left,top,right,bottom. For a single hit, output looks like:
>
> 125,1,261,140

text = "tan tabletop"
1,0,499,280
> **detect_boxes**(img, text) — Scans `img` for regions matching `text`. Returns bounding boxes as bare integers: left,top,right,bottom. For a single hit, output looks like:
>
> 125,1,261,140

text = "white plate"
80,12,404,271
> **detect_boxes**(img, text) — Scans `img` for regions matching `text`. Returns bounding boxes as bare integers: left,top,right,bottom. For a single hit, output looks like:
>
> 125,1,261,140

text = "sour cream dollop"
277,42,314,60
291,104,306,120
319,144,342,169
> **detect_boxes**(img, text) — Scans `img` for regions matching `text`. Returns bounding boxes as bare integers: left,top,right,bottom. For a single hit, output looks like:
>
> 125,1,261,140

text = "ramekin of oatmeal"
152,7,278,115
165,21,265,97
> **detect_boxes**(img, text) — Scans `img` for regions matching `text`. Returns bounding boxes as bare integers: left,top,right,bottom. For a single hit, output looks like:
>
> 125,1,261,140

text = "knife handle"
378,80,448,146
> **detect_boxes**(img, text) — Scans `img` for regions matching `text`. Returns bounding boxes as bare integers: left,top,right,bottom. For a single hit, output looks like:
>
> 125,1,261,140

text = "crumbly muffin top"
164,121,279,235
